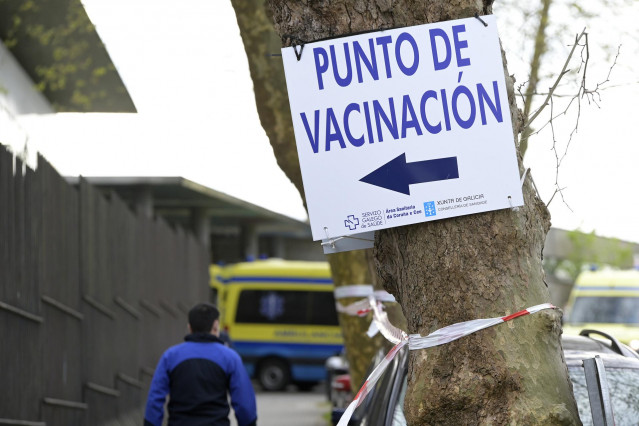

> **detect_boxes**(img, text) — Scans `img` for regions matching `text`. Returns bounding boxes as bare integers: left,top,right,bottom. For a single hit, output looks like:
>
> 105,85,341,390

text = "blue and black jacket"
144,333,257,426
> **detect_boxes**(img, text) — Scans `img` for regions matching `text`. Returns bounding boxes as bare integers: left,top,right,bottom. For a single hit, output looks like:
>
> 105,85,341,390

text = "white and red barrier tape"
368,295,405,344
334,285,398,338
334,285,396,314
336,303,556,426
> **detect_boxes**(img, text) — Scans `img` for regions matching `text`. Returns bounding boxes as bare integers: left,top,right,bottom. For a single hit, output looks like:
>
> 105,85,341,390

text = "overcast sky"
18,0,639,243
21,0,308,223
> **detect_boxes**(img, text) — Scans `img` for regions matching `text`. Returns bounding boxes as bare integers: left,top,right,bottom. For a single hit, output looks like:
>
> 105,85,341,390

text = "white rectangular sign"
282,15,523,241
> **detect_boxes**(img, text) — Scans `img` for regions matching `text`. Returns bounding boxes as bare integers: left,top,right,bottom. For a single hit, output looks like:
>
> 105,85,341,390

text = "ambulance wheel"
258,358,290,391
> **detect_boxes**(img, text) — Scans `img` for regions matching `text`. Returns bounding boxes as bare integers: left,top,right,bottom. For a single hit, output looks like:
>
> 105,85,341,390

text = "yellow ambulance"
563,269,639,351
210,259,343,390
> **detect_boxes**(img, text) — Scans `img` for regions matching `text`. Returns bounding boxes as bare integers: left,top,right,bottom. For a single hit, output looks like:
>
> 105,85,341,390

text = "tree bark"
230,0,406,390
265,0,581,424
229,0,303,199
519,0,552,157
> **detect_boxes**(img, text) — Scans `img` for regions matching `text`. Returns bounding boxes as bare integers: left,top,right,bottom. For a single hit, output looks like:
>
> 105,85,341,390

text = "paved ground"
230,383,330,426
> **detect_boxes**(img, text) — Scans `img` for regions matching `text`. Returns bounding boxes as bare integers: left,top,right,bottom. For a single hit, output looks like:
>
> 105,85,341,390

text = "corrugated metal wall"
0,145,209,425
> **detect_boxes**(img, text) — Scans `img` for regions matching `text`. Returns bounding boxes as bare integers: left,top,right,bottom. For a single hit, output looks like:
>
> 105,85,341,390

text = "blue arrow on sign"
359,153,459,195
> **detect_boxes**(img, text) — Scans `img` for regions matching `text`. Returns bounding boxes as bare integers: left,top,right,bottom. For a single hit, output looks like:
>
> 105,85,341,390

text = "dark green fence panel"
38,155,84,416
0,145,209,425
0,152,44,423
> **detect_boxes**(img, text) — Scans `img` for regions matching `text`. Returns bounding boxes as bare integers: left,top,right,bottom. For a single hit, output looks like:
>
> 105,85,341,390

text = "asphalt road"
231,383,330,426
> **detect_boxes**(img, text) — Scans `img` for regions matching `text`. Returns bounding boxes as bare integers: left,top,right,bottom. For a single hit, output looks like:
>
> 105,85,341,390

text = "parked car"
564,330,639,425
332,330,639,425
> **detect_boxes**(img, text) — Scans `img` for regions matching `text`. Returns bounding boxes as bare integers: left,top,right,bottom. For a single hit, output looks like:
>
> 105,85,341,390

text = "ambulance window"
570,297,639,324
235,290,309,324
309,292,339,326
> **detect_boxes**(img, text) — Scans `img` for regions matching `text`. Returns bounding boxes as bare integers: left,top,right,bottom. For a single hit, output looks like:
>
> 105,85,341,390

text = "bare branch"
524,28,587,131
546,95,572,210
539,32,620,211
516,79,529,106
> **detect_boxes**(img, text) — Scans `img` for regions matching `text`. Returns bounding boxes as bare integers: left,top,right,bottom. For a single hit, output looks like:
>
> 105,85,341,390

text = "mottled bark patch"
267,0,491,45
407,332,522,424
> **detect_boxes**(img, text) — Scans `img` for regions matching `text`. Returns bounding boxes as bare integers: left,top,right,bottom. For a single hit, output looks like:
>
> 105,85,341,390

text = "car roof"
562,334,639,368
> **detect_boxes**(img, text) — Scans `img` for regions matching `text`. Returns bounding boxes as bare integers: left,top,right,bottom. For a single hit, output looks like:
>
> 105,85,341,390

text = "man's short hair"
188,303,220,333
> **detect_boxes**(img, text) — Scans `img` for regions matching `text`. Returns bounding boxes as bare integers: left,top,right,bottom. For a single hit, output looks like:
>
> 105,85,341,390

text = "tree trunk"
230,0,406,389
519,0,552,157
327,249,406,389
229,0,303,199
265,0,581,424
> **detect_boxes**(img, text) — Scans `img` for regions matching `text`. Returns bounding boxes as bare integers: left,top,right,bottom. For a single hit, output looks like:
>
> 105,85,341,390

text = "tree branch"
524,28,587,131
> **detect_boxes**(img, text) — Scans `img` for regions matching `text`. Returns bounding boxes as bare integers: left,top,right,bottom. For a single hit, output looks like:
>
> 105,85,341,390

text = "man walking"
144,303,257,426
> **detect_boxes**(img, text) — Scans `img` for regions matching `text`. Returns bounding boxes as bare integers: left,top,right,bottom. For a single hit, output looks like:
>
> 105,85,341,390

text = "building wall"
0,41,54,156
210,232,324,264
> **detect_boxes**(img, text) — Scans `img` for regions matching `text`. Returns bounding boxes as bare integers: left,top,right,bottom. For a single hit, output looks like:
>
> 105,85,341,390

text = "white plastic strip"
369,296,406,345
335,298,371,317
336,303,556,426
408,303,553,350
334,285,396,302
373,290,396,303
334,288,397,319
334,285,374,299
366,320,380,338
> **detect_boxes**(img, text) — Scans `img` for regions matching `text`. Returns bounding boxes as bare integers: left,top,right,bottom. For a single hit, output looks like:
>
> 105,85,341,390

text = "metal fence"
0,145,209,425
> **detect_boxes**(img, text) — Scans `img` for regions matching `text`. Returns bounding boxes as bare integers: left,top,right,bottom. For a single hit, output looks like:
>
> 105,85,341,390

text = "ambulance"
210,259,343,390
563,269,639,352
